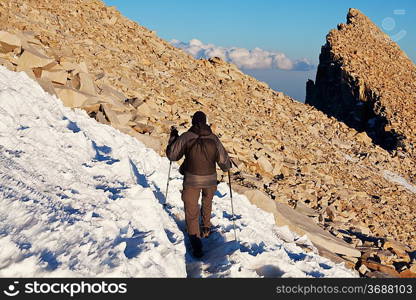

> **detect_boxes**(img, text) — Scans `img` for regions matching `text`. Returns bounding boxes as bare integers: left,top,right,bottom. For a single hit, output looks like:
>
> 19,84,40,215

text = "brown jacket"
166,124,231,187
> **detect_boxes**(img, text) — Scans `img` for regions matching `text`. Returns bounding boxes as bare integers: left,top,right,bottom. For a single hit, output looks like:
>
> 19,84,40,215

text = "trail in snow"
0,67,356,277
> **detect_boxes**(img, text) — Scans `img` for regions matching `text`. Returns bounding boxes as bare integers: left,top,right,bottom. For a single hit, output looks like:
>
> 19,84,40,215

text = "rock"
343,255,359,264
136,102,155,116
41,61,60,71
358,264,369,275
0,57,15,71
15,31,42,48
376,250,395,264
243,189,277,215
257,155,273,174
21,68,36,80
78,72,97,95
367,271,395,278
0,31,21,53
2,1,416,262
116,111,133,126
17,48,54,69
399,269,416,278
294,201,319,217
325,205,337,221
383,239,411,260
98,84,126,102
306,8,416,155
159,120,176,133
96,110,109,124
133,123,154,134
59,60,79,73
54,86,89,108
274,202,361,257
81,98,101,113
101,103,120,125
355,132,372,145
363,261,400,278
125,97,144,109
134,133,162,153
82,103,101,114
79,61,89,73
41,70,68,85
106,16,118,26
36,78,56,96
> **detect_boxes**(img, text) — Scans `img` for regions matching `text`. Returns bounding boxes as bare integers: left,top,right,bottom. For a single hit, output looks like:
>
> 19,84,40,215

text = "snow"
0,66,357,278
383,170,416,194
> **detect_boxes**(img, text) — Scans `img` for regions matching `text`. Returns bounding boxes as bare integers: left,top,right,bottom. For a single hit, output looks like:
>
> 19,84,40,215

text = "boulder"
133,123,154,134
363,261,400,278
81,98,102,113
79,61,89,73
274,202,361,257
15,32,42,48
325,205,337,221
59,60,80,73
54,85,89,107
136,102,155,116
235,184,361,258
355,132,372,145
358,264,370,275
0,31,21,53
257,155,273,174
78,72,97,95
116,111,133,126
294,201,319,217
99,84,126,102
96,110,109,124
243,189,276,215
17,48,55,69
41,70,68,85
134,133,162,153
36,78,56,96
42,62,65,72
383,239,411,260
101,103,120,125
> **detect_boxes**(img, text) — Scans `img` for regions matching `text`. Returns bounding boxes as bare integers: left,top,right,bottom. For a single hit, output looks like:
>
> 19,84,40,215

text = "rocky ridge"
306,8,416,156
0,1,415,277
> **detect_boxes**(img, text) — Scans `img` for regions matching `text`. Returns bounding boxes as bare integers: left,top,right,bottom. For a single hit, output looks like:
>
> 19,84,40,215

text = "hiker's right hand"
170,126,178,138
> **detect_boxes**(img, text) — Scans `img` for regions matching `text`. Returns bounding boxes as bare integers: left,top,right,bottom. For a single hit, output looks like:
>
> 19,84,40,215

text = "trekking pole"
165,161,173,203
228,170,238,242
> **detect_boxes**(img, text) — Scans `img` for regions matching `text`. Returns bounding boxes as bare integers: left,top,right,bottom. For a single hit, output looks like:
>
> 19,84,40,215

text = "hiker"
166,111,231,258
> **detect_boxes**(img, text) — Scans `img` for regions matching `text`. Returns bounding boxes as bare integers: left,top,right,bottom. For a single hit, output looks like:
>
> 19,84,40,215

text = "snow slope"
0,67,357,277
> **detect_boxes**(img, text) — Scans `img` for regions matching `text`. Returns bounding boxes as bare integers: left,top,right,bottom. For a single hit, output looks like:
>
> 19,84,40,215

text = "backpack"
179,134,216,176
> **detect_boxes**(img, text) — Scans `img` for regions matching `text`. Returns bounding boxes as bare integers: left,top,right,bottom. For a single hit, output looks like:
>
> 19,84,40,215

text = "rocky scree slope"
306,8,416,156
0,1,416,276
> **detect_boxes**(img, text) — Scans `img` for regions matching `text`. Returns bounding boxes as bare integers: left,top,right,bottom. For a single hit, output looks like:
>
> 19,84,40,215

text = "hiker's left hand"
170,126,178,138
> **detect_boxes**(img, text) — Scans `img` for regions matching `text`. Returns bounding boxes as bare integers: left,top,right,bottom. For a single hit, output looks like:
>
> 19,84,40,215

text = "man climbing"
166,111,231,258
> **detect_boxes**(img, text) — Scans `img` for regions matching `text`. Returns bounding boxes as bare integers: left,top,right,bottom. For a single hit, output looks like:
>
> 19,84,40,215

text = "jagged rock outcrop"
306,8,416,154
1,1,416,276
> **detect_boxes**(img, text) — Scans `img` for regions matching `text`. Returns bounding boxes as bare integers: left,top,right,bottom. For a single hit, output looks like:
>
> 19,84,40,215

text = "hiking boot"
189,235,203,258
200,226,212,238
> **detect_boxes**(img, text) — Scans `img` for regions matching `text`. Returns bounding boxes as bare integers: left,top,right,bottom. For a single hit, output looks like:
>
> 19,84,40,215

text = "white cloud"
171,39,314,71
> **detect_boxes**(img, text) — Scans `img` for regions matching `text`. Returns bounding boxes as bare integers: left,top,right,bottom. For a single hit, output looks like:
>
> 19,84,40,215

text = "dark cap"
192,111,207,126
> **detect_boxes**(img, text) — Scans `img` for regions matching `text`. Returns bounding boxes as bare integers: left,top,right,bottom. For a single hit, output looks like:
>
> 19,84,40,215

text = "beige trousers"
181,185,217,237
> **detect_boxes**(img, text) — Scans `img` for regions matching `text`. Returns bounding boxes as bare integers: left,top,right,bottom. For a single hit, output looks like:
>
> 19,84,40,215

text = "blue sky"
103,0,415,101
